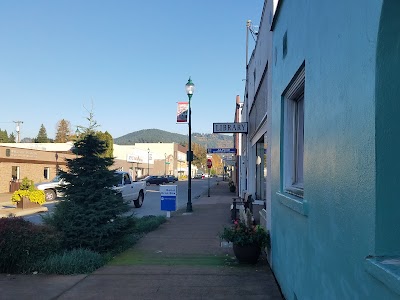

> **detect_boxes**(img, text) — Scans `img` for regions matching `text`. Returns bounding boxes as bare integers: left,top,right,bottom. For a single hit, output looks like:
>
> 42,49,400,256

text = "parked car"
193,174,204,179
141,175,168,186
166,175,178,183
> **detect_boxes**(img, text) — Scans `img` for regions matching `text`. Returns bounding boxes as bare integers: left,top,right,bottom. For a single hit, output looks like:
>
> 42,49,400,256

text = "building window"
11,166,19,181
44,167,50,180
282,63,305,198
283,31,288,58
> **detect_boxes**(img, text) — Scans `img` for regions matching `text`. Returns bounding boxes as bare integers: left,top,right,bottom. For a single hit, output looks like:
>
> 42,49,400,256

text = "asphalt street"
21,177,219,224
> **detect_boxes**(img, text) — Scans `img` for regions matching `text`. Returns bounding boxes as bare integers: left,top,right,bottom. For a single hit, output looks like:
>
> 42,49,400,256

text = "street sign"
207,148,237,154
207,158,212,168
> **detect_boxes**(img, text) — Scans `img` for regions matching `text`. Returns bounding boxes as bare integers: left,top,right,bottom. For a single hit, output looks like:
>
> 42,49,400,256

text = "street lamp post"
222,155,225,181
147,148,150,175
185,77,195,212
164,153,167,176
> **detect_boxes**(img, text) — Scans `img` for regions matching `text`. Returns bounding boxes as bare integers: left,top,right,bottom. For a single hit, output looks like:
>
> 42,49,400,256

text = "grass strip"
110,249,236,266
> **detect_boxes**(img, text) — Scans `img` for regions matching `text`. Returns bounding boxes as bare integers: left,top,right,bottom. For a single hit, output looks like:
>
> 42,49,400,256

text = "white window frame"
282,66,305,198
44,167,50,180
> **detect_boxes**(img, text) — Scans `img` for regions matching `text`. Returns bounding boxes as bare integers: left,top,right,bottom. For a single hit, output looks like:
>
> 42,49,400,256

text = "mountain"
114,129,233,149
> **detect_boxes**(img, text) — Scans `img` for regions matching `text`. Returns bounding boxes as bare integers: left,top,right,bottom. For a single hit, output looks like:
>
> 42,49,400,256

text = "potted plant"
220,209,270,264
11,177,46,209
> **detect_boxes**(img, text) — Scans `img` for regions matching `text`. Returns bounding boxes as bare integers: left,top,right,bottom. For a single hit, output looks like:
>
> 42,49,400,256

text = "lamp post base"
186,202,193,212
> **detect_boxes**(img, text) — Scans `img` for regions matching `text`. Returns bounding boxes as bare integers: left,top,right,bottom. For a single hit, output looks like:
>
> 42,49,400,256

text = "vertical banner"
177,102,188,123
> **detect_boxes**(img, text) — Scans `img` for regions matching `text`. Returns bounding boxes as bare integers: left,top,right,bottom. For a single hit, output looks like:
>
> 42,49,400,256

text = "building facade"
113,143,190,179
0,144,76,193
241,0,400,298
0,141,191,193
241,0,274,231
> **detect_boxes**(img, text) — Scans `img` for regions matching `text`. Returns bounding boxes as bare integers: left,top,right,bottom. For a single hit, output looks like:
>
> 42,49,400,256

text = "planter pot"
233,243,261,264
16,196,42,209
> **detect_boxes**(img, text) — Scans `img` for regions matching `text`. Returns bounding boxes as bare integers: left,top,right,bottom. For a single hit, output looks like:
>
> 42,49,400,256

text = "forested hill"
114,129,233,149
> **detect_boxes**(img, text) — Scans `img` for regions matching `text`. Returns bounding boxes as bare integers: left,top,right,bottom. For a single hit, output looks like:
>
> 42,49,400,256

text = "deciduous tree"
192,142,207,169
55,119,72,142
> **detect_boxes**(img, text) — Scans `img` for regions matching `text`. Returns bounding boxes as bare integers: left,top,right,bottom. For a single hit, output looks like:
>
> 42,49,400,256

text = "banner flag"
177,102,189,123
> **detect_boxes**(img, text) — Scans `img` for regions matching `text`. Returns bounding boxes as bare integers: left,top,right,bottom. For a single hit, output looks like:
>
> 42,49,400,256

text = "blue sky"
0,0,263,140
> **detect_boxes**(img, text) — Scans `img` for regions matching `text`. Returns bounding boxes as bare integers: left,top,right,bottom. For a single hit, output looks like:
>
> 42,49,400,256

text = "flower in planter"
11,177,46,205
220,209,270,248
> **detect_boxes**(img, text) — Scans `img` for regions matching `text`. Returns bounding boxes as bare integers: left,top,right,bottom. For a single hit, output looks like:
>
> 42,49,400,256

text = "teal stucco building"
244,0,400,299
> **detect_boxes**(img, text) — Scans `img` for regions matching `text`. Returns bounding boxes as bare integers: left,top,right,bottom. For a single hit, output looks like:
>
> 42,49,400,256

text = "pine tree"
45,133,135,252
8,132,16,143
36,124,49,143
55,119,72,142
0,129,8,142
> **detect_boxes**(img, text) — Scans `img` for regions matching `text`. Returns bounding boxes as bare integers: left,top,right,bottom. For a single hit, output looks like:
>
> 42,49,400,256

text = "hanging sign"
177,102,189,123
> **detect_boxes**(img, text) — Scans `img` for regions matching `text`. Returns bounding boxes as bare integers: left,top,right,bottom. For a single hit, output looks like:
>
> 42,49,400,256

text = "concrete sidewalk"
0,181,283,300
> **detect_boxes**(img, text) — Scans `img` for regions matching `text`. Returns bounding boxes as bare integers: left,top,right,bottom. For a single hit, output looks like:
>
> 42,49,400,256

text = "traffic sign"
207,148,237,154
207,158,212,168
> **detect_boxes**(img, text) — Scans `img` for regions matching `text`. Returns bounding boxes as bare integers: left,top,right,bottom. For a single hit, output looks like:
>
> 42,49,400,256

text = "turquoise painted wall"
375,0,400,256
271,0,400,298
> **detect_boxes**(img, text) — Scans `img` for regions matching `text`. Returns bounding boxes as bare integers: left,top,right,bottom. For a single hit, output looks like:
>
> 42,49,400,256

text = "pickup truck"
35,171,146,208
35,176,65,201
113,171,146,208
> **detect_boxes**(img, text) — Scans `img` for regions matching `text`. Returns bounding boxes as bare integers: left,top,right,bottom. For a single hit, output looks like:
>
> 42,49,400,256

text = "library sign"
213,122,248,134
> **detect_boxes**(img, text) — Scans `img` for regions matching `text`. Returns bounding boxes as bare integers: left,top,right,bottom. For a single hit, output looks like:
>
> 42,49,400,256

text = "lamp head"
185,77,195,96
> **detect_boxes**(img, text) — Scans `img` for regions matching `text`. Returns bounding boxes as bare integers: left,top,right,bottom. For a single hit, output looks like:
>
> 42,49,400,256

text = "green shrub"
134,215,166,233
34,248,105,275
0,218,62,273
104,233,143,259
20,177,35,191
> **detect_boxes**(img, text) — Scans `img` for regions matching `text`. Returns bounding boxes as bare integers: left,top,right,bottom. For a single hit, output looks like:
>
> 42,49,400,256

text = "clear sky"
0,0,264,140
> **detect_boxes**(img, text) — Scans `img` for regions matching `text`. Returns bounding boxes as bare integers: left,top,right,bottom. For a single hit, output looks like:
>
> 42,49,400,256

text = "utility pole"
13,121,23,143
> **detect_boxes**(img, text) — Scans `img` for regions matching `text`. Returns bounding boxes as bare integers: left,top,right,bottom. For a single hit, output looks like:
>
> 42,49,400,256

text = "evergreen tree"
0,129,8,142
8,132,16,143
55,119,72,142
36,124,49,143
45,133,134,252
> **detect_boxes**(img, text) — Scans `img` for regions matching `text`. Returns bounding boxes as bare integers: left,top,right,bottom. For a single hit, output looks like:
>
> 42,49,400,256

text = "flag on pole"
177,102,188,123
